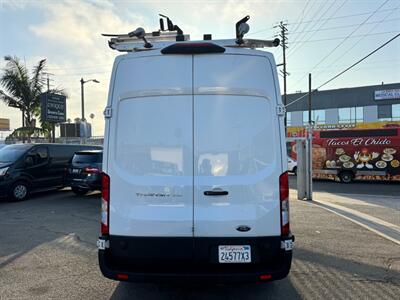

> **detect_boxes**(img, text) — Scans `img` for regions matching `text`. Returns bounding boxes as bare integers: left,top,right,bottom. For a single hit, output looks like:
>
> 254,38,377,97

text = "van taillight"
101,172,110,235
279,172,290,236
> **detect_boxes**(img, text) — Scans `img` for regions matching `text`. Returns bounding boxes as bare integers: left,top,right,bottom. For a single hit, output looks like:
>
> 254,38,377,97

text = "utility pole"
80,78,100,122
308,73,311,127
306,73,313,200
45,73,56,143
277,21,289,129
80,78,85,121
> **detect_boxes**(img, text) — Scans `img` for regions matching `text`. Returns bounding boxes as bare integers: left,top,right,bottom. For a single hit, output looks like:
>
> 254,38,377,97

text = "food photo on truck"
288,126,400,183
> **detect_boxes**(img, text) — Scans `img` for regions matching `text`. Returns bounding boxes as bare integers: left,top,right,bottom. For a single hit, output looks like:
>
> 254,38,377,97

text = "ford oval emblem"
236,225,251,232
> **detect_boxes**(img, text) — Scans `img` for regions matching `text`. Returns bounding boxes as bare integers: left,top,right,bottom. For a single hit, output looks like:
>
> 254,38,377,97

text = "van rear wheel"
10,181,29,201
72,187,89,196
339,172,353,183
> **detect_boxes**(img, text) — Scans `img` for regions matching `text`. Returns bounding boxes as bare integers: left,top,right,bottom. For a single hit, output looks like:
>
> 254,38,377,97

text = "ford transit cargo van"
98,34,294,283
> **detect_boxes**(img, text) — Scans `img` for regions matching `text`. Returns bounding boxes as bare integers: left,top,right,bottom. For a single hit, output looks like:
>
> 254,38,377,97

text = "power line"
287,0,348,57
249,0,319,38
288,0,312,35
312,6,400,83
249,6,400,37
286,33,400,108
289,17,400,34
286,0,331,51
289,58,400,73
288,7,399,25
290,30,398,43
290,0,390,90
317,33,400,89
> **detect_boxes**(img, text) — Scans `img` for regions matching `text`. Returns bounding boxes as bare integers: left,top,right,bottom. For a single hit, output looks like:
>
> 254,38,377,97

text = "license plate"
218,245,251,263
72,169,80,174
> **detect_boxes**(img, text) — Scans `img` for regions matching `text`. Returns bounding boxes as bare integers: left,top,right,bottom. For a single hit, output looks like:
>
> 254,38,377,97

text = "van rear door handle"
204,190,228,196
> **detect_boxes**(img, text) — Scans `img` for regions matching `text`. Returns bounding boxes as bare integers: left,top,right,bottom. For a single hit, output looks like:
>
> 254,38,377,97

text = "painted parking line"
308,199,400,246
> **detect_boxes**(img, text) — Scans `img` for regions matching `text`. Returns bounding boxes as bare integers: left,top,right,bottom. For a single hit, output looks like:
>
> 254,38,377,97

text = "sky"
0,0,399,136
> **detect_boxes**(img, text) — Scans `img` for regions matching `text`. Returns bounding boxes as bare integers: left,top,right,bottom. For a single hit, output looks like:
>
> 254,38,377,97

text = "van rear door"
107,55,194,238
193,54,282,237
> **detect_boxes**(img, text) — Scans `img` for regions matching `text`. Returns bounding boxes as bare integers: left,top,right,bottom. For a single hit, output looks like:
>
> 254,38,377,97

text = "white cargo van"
98,16,294,283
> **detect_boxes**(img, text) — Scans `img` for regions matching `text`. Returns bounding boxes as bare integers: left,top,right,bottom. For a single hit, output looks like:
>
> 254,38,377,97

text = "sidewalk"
290,189,400,245
288,198,400,299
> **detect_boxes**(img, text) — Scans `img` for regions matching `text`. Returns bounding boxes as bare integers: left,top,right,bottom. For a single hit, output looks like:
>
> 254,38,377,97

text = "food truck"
288,124,400,183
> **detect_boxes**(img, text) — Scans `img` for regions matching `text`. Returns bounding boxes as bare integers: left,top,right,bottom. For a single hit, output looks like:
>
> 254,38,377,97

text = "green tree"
0,56,66,143
0,56,46,143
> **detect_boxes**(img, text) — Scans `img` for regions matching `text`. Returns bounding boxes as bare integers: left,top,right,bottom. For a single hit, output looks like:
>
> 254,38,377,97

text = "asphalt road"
0,185,399,299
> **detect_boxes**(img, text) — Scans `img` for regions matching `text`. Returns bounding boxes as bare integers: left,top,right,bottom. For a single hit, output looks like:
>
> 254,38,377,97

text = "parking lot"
1,180,399,300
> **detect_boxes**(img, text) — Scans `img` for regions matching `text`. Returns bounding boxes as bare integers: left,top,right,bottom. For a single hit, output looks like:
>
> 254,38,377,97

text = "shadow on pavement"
0,188,100,269
110,279,301,300
294,247,400,281
108,246,400,300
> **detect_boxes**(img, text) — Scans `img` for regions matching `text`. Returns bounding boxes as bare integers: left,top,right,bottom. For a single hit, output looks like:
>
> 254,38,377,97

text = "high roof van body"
98,40,294,283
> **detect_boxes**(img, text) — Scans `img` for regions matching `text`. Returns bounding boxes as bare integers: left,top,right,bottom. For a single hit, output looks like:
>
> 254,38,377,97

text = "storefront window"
303,111,309,125
338,107,351,123
286,112,292,126
313,110,325,125
302,110,326,125
339,107,363,124
355,107,363,123
392,104,400,121
378,104,392,121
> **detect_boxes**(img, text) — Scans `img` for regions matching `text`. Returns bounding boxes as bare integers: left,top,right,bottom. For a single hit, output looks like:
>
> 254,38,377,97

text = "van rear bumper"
98,235,294,283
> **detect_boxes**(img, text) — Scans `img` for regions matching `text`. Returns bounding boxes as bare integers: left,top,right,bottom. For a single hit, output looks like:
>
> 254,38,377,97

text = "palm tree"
0,56,47,143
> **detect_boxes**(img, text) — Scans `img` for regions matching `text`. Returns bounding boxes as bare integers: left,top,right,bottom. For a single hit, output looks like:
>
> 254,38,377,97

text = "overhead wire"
286,0,332,54
287,0,313,36
290,30,399,43
288,7,398,25
289,17,400,34
313,6,400,80
287,0,346,57
285,33,400,108
275,0,321,62
290,0,391,90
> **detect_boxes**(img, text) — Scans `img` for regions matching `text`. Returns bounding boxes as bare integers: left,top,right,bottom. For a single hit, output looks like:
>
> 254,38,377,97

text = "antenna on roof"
159,14,185,41
235,15,250,45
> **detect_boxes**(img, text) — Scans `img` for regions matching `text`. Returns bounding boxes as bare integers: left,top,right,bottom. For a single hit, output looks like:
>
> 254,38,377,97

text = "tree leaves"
0,56,49,142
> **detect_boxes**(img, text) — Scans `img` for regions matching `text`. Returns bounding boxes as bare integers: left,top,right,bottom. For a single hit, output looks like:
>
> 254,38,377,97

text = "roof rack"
102,15,280,52
104,31,191,52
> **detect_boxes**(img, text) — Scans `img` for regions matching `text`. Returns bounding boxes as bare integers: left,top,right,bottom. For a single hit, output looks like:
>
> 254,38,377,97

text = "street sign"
40,92,66,123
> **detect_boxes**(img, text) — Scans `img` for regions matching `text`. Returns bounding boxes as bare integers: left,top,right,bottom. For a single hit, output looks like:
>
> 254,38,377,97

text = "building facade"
285,82,400,127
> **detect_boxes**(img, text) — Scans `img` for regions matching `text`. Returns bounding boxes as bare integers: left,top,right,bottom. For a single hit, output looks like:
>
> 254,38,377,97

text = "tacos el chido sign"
327,137,391,147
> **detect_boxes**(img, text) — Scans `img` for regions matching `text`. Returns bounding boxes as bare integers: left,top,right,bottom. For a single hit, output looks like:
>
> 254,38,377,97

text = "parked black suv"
0,144,101,201
68,150,103,195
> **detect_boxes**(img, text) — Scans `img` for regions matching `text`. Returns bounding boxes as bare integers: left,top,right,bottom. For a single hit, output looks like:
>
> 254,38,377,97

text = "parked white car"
288,157,298,175
98,18,294,284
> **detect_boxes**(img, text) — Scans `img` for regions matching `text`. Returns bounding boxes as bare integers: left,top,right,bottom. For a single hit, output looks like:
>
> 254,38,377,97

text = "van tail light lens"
85,167,100,174
101,172,110,235
279,172,290,236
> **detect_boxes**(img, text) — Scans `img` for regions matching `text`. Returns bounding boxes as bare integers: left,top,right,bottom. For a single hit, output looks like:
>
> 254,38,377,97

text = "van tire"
10,181,30,201
72,187,89,196
339,172,353,183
